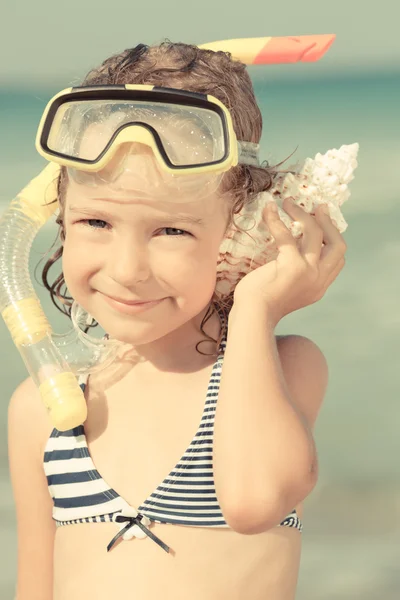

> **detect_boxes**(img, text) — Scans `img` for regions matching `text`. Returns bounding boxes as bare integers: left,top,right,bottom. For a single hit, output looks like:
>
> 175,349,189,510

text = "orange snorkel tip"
198,34,336,65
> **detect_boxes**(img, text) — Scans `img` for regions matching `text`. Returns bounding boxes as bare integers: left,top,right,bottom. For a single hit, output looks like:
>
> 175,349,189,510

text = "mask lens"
47,100,226,167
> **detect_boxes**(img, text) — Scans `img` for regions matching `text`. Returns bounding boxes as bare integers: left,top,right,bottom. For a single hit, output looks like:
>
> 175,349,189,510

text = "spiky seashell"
216,143,359,297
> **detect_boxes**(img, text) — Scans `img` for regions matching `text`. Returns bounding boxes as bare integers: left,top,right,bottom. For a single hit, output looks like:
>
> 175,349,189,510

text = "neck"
112,304,225,374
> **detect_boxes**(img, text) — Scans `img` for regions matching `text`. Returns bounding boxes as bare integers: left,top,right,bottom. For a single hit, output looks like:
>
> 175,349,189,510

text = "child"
8,42,346,600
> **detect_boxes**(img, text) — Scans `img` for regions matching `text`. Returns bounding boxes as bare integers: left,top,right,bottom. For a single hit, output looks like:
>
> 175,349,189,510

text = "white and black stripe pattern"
55,513,116,527
43,324,303,533
279,514,303,532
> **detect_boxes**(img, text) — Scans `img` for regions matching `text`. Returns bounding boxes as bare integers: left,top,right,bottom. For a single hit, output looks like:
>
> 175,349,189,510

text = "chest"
82,362,219,509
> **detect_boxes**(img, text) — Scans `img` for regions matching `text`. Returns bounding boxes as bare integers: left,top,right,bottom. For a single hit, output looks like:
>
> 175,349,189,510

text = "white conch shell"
216,143,359,297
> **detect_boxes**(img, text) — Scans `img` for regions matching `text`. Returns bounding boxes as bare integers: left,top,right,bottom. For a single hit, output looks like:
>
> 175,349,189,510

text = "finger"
265,203,299,257
313,257,345,302
315,209,348,268
322,256,345,289
314,204,347,250
282,198,323,265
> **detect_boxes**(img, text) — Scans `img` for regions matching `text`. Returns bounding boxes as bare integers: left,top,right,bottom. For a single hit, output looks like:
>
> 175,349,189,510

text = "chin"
94,319,164,345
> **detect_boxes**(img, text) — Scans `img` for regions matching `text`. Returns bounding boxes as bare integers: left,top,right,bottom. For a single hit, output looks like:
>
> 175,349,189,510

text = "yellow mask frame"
35,84,260,177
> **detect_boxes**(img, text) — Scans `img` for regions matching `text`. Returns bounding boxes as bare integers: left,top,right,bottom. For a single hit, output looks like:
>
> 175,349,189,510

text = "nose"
107,235,151,287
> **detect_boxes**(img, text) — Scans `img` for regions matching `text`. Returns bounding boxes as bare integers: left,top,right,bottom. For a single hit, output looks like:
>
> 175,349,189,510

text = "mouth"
100,293,165,314
106,295,161,306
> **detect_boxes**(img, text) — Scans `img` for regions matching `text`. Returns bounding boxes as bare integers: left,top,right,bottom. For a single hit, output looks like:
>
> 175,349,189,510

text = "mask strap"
237,141,260,166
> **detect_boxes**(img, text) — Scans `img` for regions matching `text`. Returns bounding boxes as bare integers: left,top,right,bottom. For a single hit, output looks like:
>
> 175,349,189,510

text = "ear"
55,212,66,246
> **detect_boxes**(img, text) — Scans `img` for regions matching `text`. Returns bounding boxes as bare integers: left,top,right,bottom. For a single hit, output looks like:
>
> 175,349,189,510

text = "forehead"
65,172,229,224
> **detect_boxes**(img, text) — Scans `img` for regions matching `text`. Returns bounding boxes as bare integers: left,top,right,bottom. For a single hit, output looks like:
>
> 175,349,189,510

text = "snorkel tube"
0,164,121,430
0,34,335,431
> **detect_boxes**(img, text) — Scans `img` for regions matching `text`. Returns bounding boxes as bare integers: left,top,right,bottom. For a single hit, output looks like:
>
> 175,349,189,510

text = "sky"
1,0,399,87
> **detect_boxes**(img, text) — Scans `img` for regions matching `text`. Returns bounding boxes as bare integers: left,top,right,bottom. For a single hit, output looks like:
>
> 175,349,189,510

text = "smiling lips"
102,293,165,314
108,296,160,305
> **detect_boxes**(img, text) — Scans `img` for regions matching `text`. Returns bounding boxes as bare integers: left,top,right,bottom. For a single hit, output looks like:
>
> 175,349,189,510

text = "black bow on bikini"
107,513,170,553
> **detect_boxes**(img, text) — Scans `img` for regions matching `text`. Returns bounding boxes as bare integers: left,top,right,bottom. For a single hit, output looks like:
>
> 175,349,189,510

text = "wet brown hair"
38,41,286,356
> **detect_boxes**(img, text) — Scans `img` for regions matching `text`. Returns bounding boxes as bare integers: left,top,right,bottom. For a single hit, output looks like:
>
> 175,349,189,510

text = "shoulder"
8,378,57,599
275,334,329,430
8,376,55,460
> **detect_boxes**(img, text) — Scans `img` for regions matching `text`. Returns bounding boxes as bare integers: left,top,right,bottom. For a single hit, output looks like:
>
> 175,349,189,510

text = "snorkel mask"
36,84,260,201
0,34,339,431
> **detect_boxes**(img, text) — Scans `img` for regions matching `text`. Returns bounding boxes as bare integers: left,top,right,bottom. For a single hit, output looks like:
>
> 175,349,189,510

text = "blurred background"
0,1,399,598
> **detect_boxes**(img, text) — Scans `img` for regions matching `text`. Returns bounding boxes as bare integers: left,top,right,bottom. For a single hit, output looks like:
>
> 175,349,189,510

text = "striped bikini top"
43,328,302,553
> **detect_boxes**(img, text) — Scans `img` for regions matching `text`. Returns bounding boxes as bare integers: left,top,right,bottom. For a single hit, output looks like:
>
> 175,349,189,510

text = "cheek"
62,230,221,303
169,245,219,297
164,249,213,275
61,238,97,297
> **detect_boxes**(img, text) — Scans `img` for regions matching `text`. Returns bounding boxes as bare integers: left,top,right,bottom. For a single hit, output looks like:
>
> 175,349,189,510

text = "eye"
159,227,191,237
79,219,110,230
77,220,192,237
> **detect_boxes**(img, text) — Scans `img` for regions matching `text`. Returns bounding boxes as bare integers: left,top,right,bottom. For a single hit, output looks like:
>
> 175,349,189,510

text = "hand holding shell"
216,143,359,298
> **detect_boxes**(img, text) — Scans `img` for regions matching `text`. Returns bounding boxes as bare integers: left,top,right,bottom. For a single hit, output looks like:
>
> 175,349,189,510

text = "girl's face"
61,148,230,349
